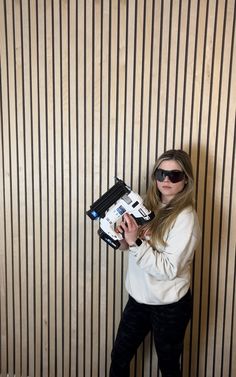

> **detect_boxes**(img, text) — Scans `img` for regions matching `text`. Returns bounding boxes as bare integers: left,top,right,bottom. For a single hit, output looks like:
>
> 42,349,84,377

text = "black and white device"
86,178,154,249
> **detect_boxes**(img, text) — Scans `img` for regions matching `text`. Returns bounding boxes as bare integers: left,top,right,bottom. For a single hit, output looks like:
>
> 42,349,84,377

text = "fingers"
115,223,126,234
115,213,138,235
123,213,138,229
121,214,139,246
116,217,134,232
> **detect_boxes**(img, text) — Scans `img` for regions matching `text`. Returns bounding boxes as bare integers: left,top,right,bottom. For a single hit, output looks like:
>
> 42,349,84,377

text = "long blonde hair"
141,149,195,246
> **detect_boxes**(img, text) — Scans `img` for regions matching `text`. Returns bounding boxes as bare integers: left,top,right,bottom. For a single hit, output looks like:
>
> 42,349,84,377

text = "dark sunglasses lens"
155,169,185,183
155,169,165,181
169,171,185,183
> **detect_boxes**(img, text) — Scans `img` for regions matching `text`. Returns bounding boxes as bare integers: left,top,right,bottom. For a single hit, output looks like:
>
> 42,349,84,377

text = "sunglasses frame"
154,168,186,183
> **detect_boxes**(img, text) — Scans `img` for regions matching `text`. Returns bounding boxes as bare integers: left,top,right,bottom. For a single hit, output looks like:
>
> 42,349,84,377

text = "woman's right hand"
116,213,139,246
115,226,129,250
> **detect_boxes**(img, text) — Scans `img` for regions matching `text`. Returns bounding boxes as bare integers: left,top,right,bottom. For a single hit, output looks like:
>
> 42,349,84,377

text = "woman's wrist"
118,239,129,250
128,238,143,247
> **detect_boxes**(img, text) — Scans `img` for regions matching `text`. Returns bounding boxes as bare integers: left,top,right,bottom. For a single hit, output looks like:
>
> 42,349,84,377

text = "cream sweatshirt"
125,206,201,305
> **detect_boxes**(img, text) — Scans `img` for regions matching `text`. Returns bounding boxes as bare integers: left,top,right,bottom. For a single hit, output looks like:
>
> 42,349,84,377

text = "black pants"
109,290,192,377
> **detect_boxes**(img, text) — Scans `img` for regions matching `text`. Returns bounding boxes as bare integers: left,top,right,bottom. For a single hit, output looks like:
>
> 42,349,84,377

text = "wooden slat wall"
0,0,235,376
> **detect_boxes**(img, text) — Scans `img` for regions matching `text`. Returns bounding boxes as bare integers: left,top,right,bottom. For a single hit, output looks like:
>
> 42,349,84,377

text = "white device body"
99,191,153,242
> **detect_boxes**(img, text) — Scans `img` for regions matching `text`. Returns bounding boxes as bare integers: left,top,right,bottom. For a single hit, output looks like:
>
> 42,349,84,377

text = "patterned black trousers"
109,290,192,377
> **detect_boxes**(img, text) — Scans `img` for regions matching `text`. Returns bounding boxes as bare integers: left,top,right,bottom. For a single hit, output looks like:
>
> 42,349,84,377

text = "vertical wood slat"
15,0,28,375
0,1,235,376
77,0,85,374
53,0,63,375
0,6,8,373
99,1,110,374
28,1,38,376
45,0,56,374
68,0,77,375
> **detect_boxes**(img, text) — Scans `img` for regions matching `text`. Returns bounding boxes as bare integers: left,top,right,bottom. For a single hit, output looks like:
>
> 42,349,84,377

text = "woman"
109,149,201,377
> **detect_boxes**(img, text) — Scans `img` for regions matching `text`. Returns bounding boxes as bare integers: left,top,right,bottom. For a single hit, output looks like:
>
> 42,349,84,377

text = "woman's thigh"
111,296,151,366
151,291,193,376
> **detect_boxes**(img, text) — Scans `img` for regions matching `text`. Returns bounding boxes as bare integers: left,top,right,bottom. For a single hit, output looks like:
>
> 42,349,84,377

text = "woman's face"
156,159,187,204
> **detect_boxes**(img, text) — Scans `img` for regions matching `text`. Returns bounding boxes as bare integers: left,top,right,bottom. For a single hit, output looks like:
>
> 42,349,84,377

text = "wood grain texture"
0,1,235,376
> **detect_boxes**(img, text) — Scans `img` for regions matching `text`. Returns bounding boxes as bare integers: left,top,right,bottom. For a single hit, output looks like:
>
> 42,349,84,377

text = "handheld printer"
86,178,154,249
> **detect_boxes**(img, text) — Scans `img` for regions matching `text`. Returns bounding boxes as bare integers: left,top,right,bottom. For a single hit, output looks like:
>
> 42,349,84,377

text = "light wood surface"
0,1,235,376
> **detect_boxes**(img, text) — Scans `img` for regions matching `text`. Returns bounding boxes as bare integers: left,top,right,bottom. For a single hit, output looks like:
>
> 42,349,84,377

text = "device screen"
117,205,126,215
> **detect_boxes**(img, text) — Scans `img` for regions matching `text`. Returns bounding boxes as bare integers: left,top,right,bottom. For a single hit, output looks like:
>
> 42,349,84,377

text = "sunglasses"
154,168,186,183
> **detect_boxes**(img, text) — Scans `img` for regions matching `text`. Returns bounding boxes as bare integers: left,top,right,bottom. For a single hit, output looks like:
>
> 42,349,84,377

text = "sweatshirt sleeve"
128,208,201,280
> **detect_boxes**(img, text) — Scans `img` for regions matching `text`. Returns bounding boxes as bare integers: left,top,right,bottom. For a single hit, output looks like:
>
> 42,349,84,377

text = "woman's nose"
163,175,170,182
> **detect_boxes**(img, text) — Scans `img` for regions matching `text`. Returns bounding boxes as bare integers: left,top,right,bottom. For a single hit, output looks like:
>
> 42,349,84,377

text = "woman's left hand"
116,213,139,246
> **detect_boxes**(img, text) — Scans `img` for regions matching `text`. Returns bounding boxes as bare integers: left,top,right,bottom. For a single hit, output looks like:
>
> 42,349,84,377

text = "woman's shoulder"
172,206,200,229
175,206,201,236
177,205,197,217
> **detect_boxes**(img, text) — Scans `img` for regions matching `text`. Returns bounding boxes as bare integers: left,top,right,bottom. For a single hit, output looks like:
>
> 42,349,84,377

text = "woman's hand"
115,213,139,246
